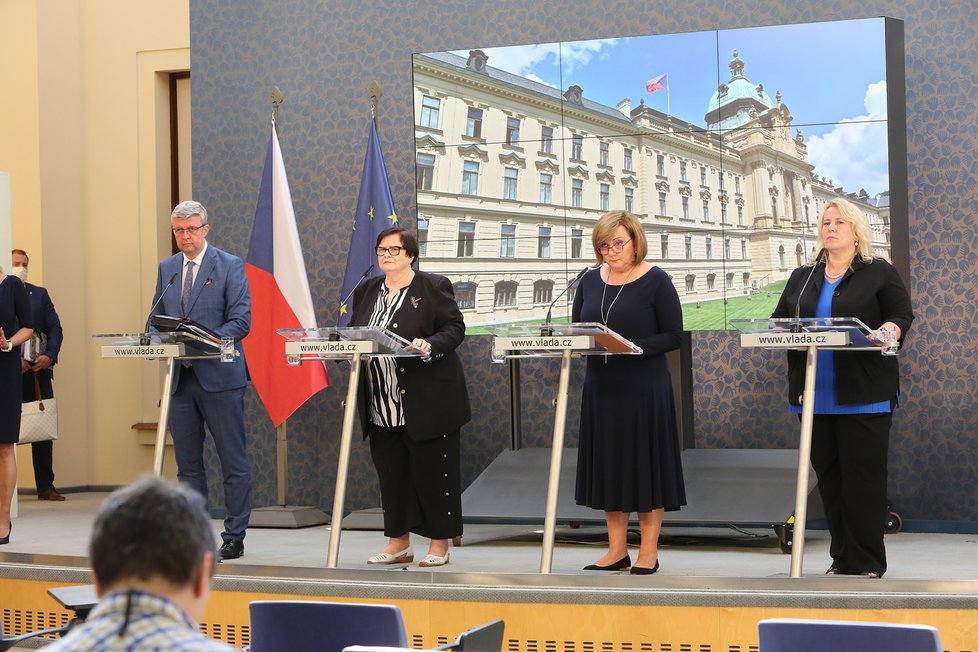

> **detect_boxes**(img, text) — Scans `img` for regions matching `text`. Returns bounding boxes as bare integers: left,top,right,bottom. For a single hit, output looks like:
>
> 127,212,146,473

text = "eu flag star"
389,211,398,224
368,207,375,220
339,303,348,316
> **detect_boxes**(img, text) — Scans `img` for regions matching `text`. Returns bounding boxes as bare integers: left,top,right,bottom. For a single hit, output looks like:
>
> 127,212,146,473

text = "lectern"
731,317,891,577
277,326,418,568
92,330,236,476
488,322,641,574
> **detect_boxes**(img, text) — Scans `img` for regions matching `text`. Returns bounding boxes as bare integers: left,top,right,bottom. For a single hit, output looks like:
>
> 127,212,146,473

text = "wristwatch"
1,341,11,353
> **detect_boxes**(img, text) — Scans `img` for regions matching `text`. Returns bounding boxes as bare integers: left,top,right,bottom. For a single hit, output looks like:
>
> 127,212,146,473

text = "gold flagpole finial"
368,80,383,123
269,86,284,126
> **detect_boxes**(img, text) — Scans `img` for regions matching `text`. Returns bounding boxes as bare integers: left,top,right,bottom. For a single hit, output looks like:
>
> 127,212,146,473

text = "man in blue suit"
149,201,252,560
12,249,65,501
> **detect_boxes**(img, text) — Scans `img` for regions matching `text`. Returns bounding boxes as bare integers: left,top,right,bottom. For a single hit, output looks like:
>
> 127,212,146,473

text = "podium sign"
101,343,185,359
739,331,849,348
487,322,640,574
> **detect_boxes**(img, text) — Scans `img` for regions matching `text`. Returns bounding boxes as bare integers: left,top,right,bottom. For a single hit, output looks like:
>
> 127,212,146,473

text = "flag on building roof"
645,73,668,93
338,119,397,326
244,121,328,426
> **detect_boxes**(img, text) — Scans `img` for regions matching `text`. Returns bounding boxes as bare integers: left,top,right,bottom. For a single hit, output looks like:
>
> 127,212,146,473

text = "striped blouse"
365,283,410,427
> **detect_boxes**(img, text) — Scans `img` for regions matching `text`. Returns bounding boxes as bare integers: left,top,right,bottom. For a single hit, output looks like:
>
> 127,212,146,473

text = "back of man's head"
90,476,216,590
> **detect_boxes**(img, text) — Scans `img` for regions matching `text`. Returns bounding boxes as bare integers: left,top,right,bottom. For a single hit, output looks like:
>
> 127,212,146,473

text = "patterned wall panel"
190,1,978,524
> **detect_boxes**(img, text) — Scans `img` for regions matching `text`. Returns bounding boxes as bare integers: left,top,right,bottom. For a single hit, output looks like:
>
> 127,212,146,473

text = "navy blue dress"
572,266,686,512
0,275,33,444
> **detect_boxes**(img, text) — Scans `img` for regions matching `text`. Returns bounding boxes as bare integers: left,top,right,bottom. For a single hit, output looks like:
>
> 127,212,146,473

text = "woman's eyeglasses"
597,239,630,254
375,246,404,257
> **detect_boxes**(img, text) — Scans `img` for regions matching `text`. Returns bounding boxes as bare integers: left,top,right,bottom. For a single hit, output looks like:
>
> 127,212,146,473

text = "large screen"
411,17,907,332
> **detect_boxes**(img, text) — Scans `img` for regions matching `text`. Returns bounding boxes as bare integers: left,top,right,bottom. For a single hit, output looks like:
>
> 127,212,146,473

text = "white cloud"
805,81,890,195
453,39,617,83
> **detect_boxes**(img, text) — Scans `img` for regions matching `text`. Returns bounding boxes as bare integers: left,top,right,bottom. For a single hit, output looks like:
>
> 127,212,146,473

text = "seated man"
46,476,233,651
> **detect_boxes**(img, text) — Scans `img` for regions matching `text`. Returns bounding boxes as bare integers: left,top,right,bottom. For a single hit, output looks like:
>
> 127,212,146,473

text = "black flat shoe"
583,554,631,571
0,521,10,545
630,560,660,575
825,566,843,575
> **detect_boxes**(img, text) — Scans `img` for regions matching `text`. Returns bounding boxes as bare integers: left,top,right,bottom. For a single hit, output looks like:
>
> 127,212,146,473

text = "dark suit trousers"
367,423,462,540
810,412,891,575
22,369,56,492
169,366,252,541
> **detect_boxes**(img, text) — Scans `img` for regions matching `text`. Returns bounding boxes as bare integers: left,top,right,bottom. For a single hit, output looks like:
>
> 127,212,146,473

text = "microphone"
331,263,374,340
541,266,591,336
141,272,178,344
791,250,824,333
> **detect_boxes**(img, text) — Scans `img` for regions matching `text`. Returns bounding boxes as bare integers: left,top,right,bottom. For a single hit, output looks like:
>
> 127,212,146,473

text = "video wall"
411,17,907,332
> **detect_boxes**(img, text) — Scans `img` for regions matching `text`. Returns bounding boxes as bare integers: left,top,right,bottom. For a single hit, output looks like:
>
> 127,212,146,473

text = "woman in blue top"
772,198,913,577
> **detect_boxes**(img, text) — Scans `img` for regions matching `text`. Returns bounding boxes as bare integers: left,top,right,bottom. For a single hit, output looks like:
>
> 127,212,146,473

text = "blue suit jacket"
25,283,64,379
150,244,251,393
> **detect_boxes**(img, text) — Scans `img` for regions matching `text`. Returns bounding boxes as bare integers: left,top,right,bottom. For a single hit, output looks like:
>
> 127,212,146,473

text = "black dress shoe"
630,560,660,575
583,554,631,571
0,521,10,545
219,539,244,560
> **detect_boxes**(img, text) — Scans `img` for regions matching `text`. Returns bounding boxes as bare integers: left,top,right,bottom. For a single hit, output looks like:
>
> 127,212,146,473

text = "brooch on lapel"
410,296,422,309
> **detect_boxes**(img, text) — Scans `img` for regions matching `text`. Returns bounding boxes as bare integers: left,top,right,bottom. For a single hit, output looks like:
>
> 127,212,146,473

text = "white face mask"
12,265,27,282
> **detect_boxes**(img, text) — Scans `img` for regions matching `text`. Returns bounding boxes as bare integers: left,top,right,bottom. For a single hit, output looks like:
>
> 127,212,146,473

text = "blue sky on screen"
448,17,890,195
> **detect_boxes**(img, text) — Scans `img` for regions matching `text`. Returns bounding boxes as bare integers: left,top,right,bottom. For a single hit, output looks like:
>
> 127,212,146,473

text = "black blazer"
350,270,471,440
771,255,914,406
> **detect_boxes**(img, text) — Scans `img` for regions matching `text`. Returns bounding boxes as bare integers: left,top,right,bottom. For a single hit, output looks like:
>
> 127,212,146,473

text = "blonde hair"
591,210,648,266
818,197,875,264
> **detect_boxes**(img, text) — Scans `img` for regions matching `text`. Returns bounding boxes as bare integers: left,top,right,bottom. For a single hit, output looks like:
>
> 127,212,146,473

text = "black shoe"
0,521,10,545
583,554,631,571
630,560,660,575
219,539,244,560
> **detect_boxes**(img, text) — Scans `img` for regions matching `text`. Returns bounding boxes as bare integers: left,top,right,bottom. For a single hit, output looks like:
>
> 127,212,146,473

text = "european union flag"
338,120,397,326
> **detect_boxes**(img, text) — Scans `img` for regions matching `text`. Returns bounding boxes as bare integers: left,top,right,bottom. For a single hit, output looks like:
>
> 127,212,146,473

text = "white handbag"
19,374,58,444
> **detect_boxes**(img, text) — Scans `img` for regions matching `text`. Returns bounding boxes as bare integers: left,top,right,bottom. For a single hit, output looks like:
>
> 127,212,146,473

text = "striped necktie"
181,260,195,316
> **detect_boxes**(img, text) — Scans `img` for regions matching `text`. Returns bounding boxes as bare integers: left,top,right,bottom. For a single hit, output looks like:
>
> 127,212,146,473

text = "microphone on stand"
791,249,824,333
541,266,591,336
331,264,374,341
141,272,178,345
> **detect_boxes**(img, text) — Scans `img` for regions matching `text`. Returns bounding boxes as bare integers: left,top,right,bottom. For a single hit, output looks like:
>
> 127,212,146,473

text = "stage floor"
3,491,977,581
5,492,978,651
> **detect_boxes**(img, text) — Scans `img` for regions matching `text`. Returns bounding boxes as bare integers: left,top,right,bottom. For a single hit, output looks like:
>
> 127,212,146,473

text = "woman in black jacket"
349,227,470,568
772,198,913,577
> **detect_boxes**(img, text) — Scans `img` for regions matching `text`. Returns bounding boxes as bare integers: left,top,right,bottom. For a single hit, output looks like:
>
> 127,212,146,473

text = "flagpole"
666,74,671,116
247,87,329,529
270,85,288,510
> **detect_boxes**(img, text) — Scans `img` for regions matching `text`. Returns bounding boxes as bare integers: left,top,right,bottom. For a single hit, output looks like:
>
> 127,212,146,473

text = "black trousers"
366,422,462,540
809,412,891,575
22,369,56,492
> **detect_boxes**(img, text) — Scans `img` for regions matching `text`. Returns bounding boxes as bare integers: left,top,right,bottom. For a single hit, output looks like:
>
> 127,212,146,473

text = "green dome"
705,50,776,130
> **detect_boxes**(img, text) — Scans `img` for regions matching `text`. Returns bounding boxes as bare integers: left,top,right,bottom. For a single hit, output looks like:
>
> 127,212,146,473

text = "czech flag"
645,73,668,93
244,122,328,426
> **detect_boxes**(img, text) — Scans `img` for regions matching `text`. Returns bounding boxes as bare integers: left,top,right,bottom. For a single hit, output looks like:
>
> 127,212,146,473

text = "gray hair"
171,200,209,224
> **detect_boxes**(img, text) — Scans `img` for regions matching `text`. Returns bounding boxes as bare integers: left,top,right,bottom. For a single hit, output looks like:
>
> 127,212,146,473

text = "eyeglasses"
375,246,404,257
172,225,207,236
597,239,631,254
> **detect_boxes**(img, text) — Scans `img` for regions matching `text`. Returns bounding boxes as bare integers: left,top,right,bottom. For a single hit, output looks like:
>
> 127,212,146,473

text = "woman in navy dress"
0,268,35,545
572,210,686,575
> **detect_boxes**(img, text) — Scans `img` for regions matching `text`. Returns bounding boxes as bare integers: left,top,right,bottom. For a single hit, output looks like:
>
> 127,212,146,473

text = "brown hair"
590,210,648,265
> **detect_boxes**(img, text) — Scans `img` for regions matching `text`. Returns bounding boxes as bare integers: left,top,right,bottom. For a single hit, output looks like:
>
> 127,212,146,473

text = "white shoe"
367,546,413,564
418,551,450,567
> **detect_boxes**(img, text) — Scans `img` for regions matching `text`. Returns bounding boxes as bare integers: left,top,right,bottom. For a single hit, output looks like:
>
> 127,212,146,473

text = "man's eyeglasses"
597,239,630,254
172,225,207,236
375,246,404,257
